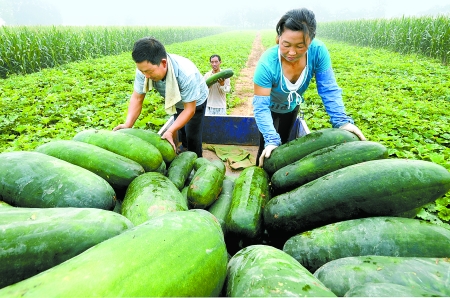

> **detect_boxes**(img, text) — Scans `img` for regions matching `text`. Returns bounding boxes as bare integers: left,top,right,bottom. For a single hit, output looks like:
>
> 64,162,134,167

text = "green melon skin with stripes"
283,216,450,273
72,129,163,172
121,172,188,225
0,210,228,297
193,157,226,175
154,159,167,176
344,282,444,297
271,140,388,194
205,68,234,87
0,207,133,289
0,151,116,209
207,176,235,234
35,140,145,191
226,166,270,240
187,163,225,209
313,256,450,297
117,128,176,164
264,158,450,237
262,128,360,175
167,151,197,190
211,159,226,175
226,245,336,297
193,157,211,171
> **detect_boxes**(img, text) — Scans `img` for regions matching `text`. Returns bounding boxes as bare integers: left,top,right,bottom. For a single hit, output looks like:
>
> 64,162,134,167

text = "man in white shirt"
203,55,231,115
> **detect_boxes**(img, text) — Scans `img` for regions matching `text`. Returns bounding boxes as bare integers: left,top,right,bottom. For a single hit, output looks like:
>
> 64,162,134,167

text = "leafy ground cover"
0,30,256,152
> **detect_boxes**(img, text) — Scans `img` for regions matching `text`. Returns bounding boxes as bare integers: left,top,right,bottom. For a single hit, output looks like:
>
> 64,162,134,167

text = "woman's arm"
316,68,366,140
253,84,281,147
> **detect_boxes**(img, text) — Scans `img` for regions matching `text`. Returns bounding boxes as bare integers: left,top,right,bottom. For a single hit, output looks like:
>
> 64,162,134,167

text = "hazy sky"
43,0,449,26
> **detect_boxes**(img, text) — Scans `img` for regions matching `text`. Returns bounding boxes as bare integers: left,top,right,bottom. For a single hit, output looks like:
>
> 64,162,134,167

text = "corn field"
317,15,450,65
0,26,229,78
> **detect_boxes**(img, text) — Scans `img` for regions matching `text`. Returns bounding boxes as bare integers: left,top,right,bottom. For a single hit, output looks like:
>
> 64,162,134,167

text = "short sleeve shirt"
133,54,208,109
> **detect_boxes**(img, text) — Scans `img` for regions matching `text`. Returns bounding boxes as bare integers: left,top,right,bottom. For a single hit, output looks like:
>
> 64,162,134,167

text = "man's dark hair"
276,8,316,41
132,37,167,65
210,54,221,62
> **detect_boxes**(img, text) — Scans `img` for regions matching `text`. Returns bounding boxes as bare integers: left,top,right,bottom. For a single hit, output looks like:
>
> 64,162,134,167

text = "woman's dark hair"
210,54,221,62
132,37,167,65
276,8,316,41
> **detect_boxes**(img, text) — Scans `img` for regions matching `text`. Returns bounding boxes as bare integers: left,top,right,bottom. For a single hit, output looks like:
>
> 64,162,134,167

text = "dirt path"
229,32,265,116
202,33,265,174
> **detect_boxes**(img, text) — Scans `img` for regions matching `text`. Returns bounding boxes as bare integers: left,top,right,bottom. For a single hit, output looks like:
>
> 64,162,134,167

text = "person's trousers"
256,105,300,166
175,101,206,157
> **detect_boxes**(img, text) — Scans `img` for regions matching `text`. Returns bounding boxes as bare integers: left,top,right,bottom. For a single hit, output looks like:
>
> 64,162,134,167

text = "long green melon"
271,140,388,194
167,151,197,190
35,140,145,191
313,256,450,297
207,176,235,234
193,157,226,175
226,244,336,297
154,159,167,176
283,216,450,273
205,68,234,87
262,128,360,175
0,207,133,289
211,159,226,175
121,172,188,225
117,128,176,163
226,166,270,240
344,282,444,297
0,151,116,209
187,163,225,209
72,129,163,172
0,210,228,297
193,157,211,171
264,159,450,236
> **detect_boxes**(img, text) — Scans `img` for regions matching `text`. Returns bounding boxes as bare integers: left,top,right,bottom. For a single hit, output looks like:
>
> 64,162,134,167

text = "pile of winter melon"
0,127,449,297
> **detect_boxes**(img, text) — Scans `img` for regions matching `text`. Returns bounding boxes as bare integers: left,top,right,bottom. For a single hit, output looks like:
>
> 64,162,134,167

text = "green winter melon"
0,210,228,297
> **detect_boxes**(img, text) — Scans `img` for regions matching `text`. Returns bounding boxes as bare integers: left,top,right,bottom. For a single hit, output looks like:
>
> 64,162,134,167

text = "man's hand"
161,130,176,153
340,123,366,140
112,124,130,131
258,145,278,167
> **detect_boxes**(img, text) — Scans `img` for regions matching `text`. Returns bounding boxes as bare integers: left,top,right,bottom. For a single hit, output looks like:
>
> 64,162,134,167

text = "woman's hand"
258,145,278,167
340,123,366,140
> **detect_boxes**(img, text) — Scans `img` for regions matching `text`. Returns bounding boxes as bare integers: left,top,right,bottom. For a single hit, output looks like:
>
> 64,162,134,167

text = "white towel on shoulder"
142,56,181,115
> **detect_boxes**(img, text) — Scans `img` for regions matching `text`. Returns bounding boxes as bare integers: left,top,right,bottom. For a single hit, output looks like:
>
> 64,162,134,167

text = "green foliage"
0,30,256,152
165,30,256,111
318,15,450,64
260,29,277,48
0,26,230,78
0,28,449,225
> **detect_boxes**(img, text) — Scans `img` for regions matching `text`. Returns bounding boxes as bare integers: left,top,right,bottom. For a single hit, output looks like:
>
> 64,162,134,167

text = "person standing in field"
113,37,208,157
253,7,366,167
203,54,231,115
